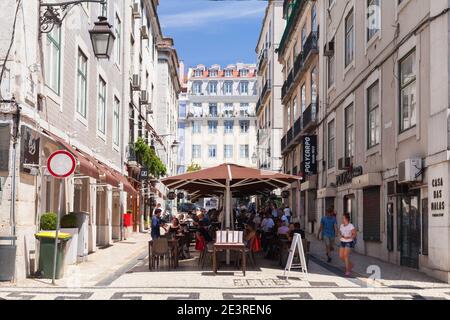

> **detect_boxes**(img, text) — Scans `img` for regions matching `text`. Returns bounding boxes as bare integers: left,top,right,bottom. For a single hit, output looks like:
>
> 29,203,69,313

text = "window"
224,81,233,95
301,25,307,46
239,69,248,77
224,69,232,77
224,145,233,159
292,96,298,120
328,120,335,169
328,39,335,89
113,98,120,146
286,103,291,128
399,50,416,132
209,103,218,116
311,4,318,32
240,120,250,133
192,145,201,158
209,81,217,94
192,103,202,116
368,81,380,148
311,67,318,104
224,103,233,117
345,104,354,158
224,120,234,134
240,145,249,158
240,103,249,116
97,77,106,134
114,14,121,66
209,69,218,77
367,0,380,41
194,69,202,77
45,27,61,94
208,121,218,134
76,50,88,118
345,9,354,67
301,84,306,113
208,145,217,158
193,81,202,94
192,121,201,134
240,81,249,95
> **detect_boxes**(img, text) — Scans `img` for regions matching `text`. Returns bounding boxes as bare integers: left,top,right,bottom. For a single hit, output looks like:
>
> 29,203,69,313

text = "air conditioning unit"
131,74,141,91
132,3,141,19
398,158,422,184
140,90,149,105
141,25,149,40
338,157,352,171
324,40,335,57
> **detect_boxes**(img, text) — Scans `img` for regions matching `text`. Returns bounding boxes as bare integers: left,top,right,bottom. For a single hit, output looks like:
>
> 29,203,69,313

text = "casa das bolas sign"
301,135,317,176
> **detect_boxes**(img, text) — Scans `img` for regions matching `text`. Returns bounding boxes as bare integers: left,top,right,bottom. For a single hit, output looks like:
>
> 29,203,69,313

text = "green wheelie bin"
35,231,72,279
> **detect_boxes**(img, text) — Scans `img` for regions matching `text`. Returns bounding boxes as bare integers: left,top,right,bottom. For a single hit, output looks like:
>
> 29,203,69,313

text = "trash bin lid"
35,231,72,240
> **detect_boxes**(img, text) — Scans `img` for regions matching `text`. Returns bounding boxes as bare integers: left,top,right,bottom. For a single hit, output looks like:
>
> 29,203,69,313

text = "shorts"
323,236,335,247
340,241,355,249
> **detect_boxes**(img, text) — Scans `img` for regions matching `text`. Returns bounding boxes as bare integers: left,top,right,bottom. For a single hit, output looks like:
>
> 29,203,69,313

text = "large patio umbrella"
161,163,300,230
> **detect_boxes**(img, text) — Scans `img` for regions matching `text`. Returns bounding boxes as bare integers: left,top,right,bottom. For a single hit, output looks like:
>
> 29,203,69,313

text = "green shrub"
40,212,57,230
61,214,78,228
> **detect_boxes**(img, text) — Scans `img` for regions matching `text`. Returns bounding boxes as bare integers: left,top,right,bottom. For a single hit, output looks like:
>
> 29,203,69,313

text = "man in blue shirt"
151,209,166,240
318,207,338,263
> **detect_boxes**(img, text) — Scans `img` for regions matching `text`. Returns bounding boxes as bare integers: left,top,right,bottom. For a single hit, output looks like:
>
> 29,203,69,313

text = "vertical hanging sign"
301,135,317,176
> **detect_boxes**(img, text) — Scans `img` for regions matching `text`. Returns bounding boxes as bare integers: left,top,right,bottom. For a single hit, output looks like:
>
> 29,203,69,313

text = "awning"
42,130,100,179
111,170,138,196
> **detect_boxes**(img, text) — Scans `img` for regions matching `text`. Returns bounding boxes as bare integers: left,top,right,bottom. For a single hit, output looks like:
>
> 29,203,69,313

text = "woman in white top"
339,213,357,277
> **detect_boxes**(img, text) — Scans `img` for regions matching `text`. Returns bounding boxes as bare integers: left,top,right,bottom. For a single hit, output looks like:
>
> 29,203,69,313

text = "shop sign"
301,135,317,176
431,177,445,218
336,166,363,187
20,126,40,174
140,167,149,180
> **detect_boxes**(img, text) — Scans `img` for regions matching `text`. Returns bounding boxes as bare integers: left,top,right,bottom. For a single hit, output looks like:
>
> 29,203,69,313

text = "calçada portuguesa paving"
1,233,450,300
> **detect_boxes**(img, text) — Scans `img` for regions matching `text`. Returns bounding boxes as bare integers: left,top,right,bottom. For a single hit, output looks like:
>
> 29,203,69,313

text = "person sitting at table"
169,217,182,235
288,222,305,241
277,221,290,236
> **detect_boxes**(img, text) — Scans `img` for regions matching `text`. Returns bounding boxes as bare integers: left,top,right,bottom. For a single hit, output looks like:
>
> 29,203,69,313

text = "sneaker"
344,272,352,277
327,257,332,263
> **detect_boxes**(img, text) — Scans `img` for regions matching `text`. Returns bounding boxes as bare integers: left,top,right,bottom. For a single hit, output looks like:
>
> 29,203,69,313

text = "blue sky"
157,0,267,70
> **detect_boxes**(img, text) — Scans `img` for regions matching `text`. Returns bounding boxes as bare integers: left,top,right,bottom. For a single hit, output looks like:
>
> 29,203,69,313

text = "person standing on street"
317,207,338,263
283,204,292,223
151,209,167,240
339,213,357,277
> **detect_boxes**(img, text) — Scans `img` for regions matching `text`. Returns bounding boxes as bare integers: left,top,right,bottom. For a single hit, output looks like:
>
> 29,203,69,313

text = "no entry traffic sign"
47,150,76,178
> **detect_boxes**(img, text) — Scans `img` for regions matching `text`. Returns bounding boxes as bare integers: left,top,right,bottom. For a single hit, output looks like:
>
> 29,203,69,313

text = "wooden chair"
150,238,173,270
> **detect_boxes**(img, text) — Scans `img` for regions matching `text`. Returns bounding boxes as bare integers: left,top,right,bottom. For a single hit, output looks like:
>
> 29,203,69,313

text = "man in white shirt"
283,204,292,223
261,213,275,232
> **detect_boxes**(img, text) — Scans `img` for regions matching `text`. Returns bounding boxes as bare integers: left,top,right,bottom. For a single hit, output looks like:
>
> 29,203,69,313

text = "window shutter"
363,187,381,241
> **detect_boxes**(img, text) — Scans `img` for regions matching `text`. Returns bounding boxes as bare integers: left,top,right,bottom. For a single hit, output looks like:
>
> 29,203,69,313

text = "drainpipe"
10,101,20,242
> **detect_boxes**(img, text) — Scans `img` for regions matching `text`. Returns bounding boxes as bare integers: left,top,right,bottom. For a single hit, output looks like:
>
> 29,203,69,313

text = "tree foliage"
134,138,167,179
187,162,201,173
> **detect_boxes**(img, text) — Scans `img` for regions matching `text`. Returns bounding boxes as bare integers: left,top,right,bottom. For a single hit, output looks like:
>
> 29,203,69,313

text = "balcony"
302,31,319,66
127,143,139,167
257,49,268,76
260,79,272,105
281,70,294,100
278,0,307,56
302,102,318,131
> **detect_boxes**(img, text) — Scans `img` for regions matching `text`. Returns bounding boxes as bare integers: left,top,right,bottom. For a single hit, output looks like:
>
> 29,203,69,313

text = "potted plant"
60,213,79,265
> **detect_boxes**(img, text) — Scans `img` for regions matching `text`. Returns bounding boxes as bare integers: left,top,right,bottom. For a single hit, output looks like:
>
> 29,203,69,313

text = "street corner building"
0,0,180,282
268,0,450,283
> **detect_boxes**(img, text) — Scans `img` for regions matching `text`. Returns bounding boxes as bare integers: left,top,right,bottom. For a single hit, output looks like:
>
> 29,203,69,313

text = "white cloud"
160,3,265,29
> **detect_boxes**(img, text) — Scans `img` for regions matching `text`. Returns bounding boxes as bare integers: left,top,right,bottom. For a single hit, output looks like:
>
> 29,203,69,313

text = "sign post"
47,150,76,285
283,233,308,280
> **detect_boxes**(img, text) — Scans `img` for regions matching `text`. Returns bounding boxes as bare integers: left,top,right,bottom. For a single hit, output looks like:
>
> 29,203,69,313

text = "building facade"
0,0,178,281
312,0,450,283
179,63,258,171
255,0,285,172
278,0,320,229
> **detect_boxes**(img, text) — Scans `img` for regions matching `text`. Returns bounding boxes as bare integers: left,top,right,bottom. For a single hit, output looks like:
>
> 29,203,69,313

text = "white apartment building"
0,0,176,281
155,38,181,177
255,0,285,172
180,63,258,171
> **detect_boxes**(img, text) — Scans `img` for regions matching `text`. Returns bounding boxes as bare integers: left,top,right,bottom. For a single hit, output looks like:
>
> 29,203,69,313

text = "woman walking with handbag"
339,213,357,277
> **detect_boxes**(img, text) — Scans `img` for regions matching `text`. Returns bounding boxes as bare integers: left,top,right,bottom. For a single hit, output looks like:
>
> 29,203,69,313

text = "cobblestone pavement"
1,233,450,300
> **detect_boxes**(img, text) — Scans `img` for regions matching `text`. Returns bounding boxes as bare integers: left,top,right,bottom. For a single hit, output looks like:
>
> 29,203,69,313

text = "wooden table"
212,243,246,276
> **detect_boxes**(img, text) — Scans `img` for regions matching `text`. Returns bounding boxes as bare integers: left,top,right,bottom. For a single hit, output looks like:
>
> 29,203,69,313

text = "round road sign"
47,150,76,178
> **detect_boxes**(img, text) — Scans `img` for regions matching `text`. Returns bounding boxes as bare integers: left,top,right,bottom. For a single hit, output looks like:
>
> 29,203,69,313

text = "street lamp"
40,1,115,59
